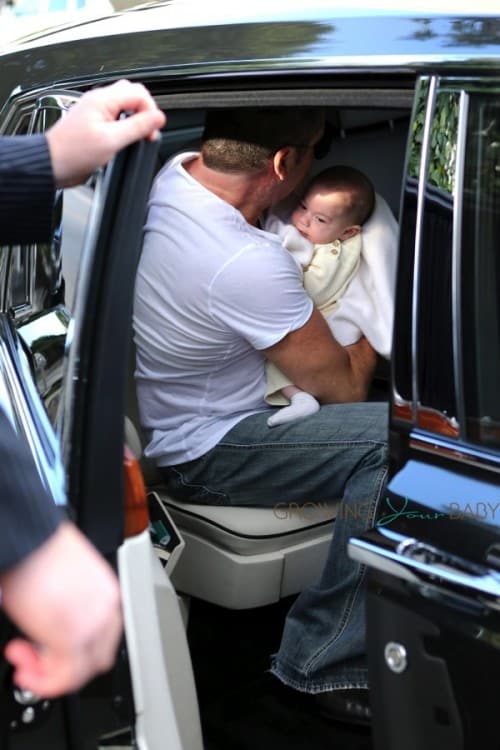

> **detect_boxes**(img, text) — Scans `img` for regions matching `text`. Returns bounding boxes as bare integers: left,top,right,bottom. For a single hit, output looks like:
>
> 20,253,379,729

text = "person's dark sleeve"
0,408,62,572
0,135,56,246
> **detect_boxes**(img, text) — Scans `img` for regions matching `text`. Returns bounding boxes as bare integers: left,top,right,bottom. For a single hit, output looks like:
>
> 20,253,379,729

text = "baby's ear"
340,225,361,240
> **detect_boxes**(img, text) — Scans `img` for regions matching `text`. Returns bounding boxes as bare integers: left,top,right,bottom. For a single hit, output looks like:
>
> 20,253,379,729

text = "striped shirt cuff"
0,134,56,246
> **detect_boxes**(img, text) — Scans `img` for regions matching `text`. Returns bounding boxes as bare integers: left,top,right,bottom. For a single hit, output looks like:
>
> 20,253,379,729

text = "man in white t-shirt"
134,107,387,726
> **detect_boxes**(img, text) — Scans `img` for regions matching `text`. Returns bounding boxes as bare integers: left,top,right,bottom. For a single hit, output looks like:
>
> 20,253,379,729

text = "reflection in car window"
461,95,500,448
426,93,458,193
11,103,98,428
22,180,97,426
30,104,94,316
416,90,459,429
393,78,430,408
12,112,31,135
6,246,31,311
59,183,95,312
407,79,427,181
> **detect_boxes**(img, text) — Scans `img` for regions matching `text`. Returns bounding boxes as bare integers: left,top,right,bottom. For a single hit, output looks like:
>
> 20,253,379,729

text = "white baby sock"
267,391,320,427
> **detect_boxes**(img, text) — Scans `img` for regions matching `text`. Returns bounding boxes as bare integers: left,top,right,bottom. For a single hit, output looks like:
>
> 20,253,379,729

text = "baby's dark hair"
307,165,375,226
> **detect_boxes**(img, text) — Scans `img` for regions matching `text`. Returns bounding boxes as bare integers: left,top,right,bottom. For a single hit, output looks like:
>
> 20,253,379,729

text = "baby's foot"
267,392,320,427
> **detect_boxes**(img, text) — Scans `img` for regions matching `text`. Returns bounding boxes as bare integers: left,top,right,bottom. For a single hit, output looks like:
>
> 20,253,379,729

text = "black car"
0,2,499,748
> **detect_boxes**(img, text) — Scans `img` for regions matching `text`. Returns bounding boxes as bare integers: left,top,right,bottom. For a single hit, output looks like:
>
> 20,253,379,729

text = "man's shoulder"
151,151,198,193
214,227,304,289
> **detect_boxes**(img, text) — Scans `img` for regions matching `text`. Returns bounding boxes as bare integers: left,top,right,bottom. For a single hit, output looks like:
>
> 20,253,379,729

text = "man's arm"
263,307,377,403
0,79,166,245
0,135,55,245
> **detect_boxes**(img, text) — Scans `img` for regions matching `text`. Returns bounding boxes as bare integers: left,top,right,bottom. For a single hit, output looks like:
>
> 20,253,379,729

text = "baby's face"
290,188,354,245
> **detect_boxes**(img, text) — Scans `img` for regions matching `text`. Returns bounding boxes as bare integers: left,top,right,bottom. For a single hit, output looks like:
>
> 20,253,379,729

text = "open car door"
1,136,203,750
348,77,500,750
61,139,203,750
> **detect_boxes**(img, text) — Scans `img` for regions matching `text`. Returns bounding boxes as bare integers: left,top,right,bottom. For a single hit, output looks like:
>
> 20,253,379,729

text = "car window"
6,245,32,313
3,94,100,427
393,78,430,417
416,89,459,432
11,112,31,135
461,93,500,449
30,101,95,317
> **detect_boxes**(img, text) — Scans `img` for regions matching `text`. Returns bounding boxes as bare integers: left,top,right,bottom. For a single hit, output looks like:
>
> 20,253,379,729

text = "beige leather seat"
125,413,337,609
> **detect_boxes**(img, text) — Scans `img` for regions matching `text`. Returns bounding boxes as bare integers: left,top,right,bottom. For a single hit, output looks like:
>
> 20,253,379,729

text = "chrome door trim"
452,89,469,438
411,75,437,417
0,315,66,506
34,93,80,113
57,167,106,451
349,526,500,609
0,88,80,134
410,433,500,475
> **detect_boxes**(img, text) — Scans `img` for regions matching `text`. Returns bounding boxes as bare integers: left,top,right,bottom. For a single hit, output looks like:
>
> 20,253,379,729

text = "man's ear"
272,146,294,182
339,225,361,241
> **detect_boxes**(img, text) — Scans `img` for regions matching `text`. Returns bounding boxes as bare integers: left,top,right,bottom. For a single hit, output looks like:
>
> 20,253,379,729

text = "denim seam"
303,458,388,677
218,440,387,451
269,666,369,694
167,466,228,504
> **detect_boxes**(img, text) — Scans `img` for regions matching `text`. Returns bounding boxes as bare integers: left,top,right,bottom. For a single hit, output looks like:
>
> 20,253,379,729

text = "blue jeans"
161,401,388,693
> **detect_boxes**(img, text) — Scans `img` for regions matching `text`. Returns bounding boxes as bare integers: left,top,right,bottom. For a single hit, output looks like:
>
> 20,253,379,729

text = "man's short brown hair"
201,107,325,173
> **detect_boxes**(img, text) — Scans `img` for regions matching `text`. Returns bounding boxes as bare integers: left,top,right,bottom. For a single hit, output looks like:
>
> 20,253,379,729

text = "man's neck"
184,155,273,226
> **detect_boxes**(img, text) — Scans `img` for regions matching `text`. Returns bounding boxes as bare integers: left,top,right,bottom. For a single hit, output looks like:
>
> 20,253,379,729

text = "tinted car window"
461,94,500,448
58,181,96,312
30,104,96,317
0,98,100,427
417,89,459,431
7,100,100,427
6,245,32,312
393,78,429,413
11,112,31,135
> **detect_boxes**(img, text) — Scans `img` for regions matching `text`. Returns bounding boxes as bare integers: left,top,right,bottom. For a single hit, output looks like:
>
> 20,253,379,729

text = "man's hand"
0,522,122,698
46,79,166,188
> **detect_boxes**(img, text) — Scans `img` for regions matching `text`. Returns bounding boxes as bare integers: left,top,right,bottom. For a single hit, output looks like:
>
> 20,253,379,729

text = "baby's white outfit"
263,194,398,415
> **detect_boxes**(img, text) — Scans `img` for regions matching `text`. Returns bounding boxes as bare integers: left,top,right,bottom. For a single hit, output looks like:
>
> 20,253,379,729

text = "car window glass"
393,78,429,416
20,177,98,427
11,112,31,135
33,106,61,133
6,246,32,312
461,94,500,449
416,89,459,435
30,106,97,318
58,181,96,312
8,102,99,429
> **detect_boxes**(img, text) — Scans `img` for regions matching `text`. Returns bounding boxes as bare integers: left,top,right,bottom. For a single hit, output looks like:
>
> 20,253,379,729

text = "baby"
264,165,377,427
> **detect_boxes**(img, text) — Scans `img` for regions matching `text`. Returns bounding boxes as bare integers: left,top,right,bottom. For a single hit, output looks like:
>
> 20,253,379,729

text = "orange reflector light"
123,444,149,537
417,409,459,438
392,402,412,422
